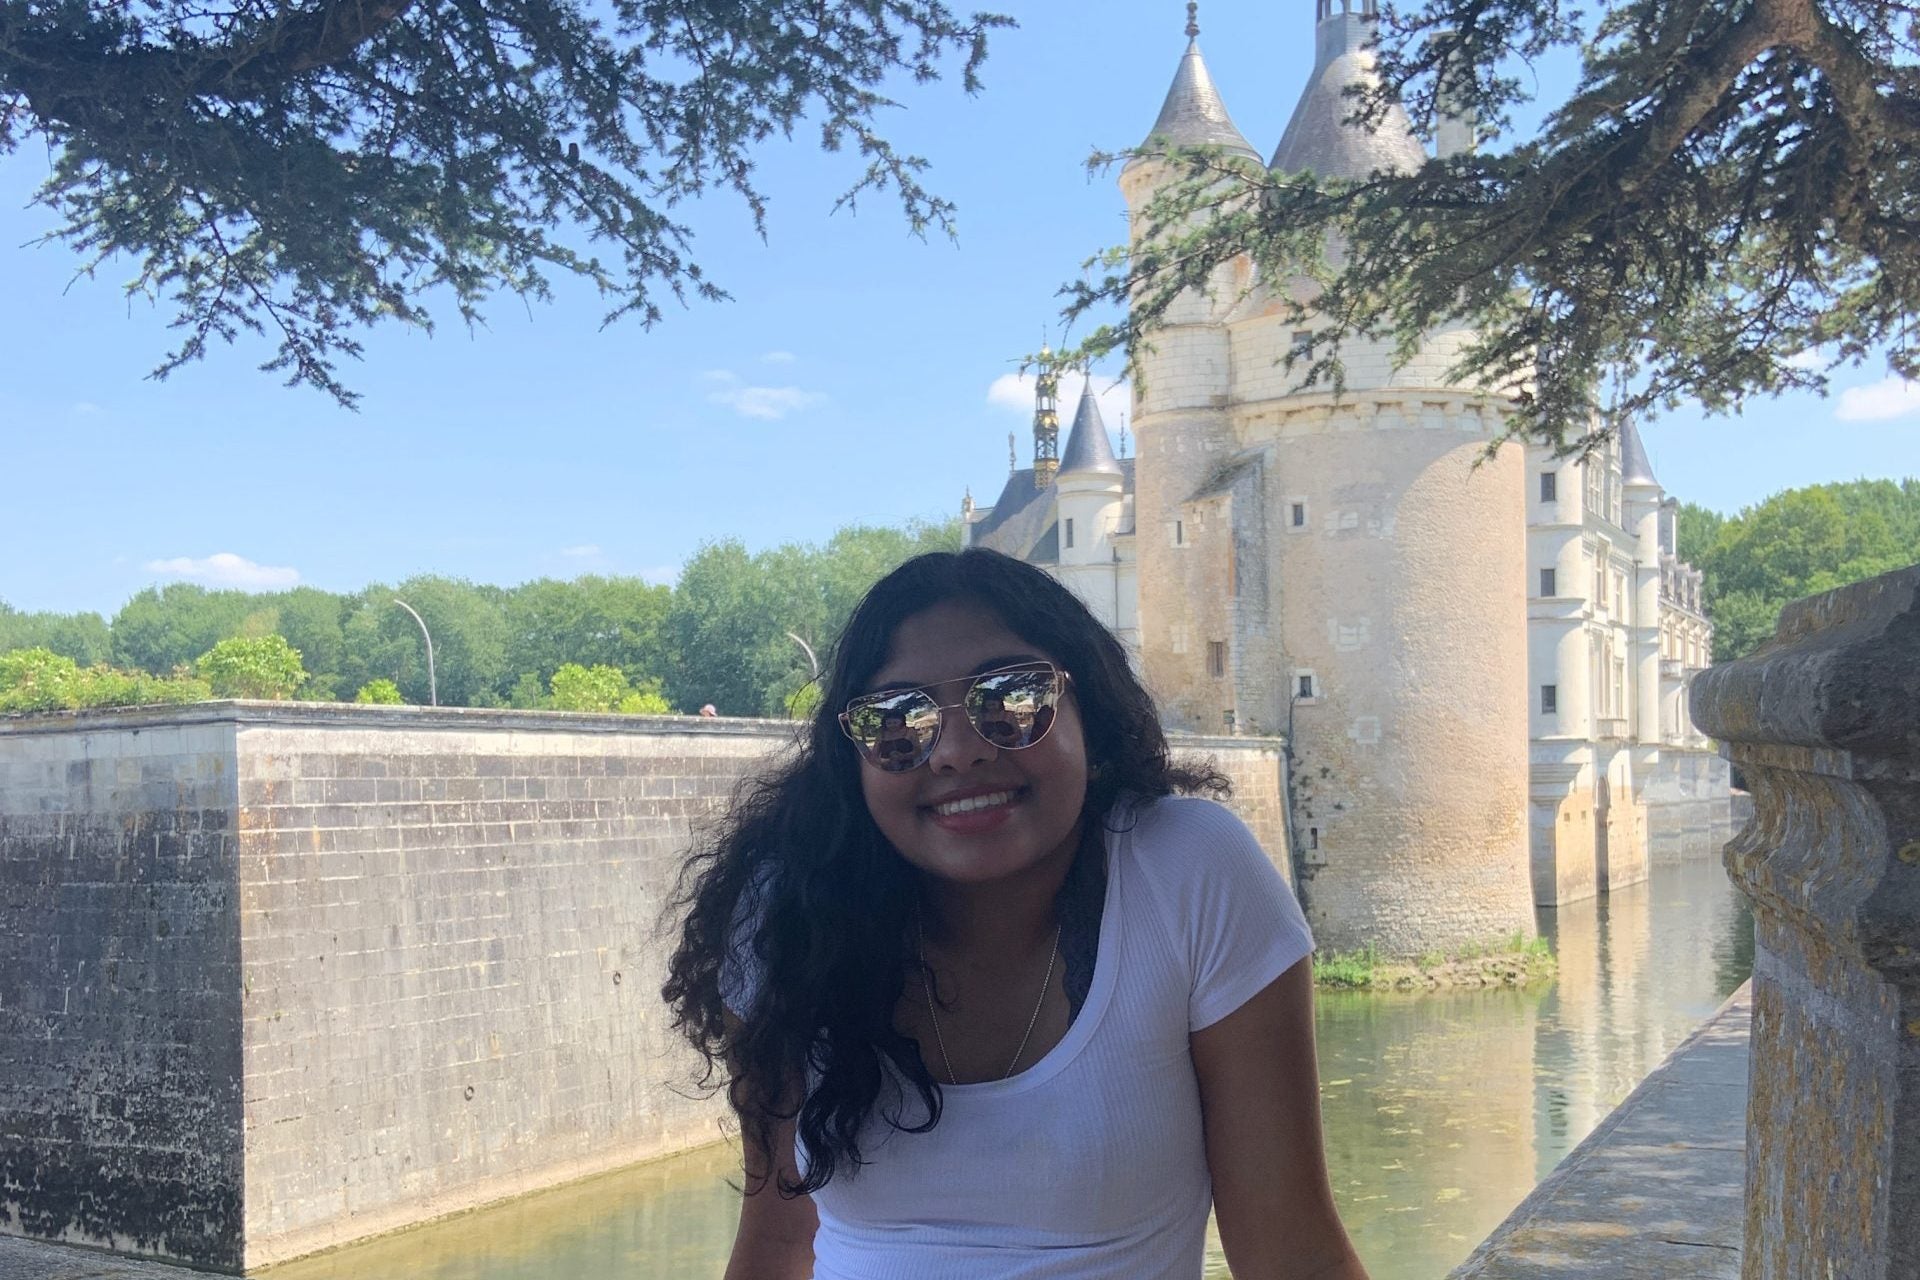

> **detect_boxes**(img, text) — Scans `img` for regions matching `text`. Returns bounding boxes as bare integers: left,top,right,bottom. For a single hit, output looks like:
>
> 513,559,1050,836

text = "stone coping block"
1449,983,1750,1279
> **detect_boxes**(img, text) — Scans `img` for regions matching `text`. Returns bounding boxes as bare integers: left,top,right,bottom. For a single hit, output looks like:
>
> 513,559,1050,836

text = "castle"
963,2,1723,954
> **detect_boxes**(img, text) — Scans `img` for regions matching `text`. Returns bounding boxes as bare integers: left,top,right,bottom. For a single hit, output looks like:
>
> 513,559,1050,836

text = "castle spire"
1059,375,1123,478
1270,0,1428,178
1134,7,1259,161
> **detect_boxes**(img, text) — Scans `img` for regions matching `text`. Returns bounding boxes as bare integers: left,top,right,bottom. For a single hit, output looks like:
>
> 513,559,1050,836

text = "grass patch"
1313,931,1558,992
1312,944,1382,989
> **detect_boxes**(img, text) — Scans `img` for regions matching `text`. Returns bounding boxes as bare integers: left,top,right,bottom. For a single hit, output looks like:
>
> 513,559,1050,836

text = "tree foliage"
1679,478,1920,660
197,634,309,699
1068,0,1918,451
665,519,959,715
2,517,959,716
2,0,1008,404
0,602,111,665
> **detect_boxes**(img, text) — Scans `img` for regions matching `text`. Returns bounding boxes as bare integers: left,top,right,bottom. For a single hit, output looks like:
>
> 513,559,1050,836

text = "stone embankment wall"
1641,748,1739,867
0,704,1289,1271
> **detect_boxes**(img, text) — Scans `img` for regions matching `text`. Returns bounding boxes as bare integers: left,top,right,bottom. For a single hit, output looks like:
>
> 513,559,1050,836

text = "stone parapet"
1689,564,1920,1280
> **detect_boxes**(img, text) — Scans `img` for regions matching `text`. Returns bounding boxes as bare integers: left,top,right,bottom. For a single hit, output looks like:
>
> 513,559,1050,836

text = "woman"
665,548,1368,1279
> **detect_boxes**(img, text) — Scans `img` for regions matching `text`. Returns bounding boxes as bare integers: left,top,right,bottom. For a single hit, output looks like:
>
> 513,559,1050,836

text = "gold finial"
1185,1,1199,39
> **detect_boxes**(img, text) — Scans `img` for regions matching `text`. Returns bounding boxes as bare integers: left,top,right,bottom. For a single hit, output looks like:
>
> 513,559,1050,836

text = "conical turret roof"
1137,38,1260,161
1619,417,1659,486
1059,382,1123,478
1270,4,1428,178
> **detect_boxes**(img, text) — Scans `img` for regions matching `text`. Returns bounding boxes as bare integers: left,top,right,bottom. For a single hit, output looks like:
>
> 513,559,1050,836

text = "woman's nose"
925,703,994,772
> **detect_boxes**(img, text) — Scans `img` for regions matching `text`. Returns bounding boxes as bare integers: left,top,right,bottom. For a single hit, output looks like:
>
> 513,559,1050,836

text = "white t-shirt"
791,796,1315,1279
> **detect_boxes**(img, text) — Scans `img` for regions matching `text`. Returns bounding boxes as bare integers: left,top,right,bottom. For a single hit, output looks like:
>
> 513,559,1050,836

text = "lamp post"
786,631,820,679
392,598,437,706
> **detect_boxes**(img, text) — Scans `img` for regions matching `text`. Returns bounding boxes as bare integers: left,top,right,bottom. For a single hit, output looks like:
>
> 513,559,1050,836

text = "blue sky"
3,1,1915,618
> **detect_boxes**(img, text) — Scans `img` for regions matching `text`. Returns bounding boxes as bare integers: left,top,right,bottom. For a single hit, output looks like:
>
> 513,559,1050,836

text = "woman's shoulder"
1120,793,1258,847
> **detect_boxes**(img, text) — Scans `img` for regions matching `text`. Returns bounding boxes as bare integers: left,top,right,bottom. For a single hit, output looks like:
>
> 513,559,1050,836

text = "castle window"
1540,568,1556,597
1540,471,1558,502
1208,641,1227,679
1291,502,1306,527
1170,519,1186,548
1308,827,1320,850
1064,518,1075,549
1291,329,1313,355
1295,670,1318,700
1541,684,1558,715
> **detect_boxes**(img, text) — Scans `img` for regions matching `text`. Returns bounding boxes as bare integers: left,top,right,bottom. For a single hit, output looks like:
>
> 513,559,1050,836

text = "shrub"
354,678,405,705
197,635,308,700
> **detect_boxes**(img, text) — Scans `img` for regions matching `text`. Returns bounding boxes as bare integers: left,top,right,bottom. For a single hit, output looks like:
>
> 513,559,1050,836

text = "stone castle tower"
1119,1,1535,955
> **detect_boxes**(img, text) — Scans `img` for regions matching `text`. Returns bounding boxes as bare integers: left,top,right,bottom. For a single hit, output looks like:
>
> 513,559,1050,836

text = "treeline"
1677,478,1920,662
0,521,959,716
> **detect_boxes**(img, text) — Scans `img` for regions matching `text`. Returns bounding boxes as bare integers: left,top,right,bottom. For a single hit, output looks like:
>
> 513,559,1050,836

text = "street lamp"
786,631,820,679
392,598,437,706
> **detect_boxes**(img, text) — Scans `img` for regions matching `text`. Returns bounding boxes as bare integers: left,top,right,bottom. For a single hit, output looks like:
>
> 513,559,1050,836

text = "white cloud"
760,350,797,364
1783,349,1827,372
144,552,300,590
987,370,1132,444
559,544,601,558
640,564,682,587
1835,376,1920,423
703,369,827,420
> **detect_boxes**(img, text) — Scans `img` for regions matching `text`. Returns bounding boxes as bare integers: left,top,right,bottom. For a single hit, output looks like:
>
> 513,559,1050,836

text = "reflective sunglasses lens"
845,691,939,772
967,668,1060,750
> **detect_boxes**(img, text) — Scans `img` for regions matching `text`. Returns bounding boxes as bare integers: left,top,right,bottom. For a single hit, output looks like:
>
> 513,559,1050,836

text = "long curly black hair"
662,548,1226,1195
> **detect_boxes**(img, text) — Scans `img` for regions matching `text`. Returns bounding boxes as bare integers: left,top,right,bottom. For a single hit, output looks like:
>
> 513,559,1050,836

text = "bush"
549,663,674,714
0,647,211,712
784,680,823,720
617,677,673,715
353,678,405,705
197,635,308,700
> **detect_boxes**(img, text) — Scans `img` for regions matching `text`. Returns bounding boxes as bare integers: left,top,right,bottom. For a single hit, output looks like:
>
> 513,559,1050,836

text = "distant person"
664,548,1366,1279
700,704,718,718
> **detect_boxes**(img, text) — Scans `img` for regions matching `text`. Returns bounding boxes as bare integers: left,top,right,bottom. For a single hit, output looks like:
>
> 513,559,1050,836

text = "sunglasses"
838,662,1070,773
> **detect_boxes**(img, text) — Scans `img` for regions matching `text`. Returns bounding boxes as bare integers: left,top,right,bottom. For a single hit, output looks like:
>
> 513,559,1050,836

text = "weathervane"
1186,1,1199,39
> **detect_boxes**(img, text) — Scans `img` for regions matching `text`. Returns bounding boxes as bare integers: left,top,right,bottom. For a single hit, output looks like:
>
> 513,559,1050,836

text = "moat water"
264,857,1753,1280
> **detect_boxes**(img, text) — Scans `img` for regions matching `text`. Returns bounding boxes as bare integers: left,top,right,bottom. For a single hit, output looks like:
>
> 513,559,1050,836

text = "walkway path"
1448,982,1750,1278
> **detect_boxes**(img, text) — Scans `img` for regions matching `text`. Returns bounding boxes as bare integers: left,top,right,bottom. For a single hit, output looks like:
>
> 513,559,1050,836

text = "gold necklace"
918,918,1063,1085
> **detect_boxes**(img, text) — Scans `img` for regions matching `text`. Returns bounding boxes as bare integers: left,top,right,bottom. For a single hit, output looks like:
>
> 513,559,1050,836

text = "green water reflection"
266,858,1752,1280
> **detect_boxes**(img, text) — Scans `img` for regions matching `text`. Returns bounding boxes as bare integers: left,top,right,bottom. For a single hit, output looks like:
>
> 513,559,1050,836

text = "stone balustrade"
1689,564,1920,1280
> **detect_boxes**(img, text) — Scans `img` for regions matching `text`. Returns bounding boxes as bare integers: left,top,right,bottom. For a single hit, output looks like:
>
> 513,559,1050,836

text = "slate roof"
1136,40,1261,161
1619,417,1660,487
1270,12,1428,179
970,461,1137,565
1059,384,1123,477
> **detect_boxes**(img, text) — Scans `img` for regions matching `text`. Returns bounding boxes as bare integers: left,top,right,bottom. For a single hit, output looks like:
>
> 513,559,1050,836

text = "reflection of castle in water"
964,1,1734,953
1307,861,1753,1273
